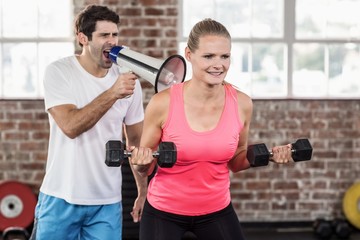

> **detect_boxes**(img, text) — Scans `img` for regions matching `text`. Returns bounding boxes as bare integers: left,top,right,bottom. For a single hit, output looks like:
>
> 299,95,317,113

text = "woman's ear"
184,47,191,61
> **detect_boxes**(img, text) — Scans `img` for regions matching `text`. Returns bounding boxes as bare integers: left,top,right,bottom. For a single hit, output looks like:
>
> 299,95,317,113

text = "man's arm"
48,72,137,139
125,122,148,223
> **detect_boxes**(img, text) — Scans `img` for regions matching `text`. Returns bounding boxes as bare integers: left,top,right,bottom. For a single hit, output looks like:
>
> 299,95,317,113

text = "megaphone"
109,46,186,93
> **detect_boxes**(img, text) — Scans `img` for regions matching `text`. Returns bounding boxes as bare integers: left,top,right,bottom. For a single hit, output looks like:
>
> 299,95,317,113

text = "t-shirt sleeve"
43,61,76,112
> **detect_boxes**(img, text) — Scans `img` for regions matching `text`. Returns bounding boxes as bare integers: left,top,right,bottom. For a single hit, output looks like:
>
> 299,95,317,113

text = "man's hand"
111,72,138,99
130,194,146,223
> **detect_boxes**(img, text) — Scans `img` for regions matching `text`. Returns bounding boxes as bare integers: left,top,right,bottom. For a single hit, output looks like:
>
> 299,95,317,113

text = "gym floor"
1,228,360,240
180,227,360,240
242,228,360,240
176,221,360,240
120,228,360,240
121,211,360,240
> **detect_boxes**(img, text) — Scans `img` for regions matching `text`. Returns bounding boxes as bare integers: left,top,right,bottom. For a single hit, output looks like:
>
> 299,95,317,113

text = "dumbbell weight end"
291,138,313,162
247,143,270,167
105,140,126,167
157,141,177,168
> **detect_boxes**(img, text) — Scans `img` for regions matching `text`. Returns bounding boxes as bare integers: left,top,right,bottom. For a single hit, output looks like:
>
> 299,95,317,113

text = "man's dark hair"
74,5,120,47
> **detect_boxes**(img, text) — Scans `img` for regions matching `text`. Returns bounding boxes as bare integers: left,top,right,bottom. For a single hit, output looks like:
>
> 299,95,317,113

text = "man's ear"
77,32,89,46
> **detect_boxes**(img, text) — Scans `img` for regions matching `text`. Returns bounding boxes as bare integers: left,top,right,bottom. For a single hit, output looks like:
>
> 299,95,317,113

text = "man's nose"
107,34,118,45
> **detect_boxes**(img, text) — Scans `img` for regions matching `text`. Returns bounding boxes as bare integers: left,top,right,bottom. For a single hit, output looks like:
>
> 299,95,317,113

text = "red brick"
246,181,271,190
118,8,142,16
18,122,48,131
130,18,157,27
143,29,163,37
4,132,30,140
139,0,157,5
166,7,177,16
6,112,34,120
0,121,16,130
32,132,49,140
144,8,164,16
120,29,141,37
19,142,47,151
273,181,299,190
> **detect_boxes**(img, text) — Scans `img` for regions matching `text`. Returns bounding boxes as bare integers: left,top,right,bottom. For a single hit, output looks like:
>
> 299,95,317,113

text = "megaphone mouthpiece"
109,46,123,63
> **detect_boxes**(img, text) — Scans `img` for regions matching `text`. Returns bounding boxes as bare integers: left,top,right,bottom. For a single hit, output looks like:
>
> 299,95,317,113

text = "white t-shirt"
40,56,144,205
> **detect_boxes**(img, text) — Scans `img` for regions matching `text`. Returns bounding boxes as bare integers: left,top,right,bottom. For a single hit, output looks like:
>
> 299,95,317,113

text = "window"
0,0,74,99
179,0,360,99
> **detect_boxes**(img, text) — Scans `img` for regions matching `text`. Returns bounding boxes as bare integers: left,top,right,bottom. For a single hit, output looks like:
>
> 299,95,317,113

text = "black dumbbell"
247,138,313,167
105,140,177,168
332,218,352,239
313,219,333,240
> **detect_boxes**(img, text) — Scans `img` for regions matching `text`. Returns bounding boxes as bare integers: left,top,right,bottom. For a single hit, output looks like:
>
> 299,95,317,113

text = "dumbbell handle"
269,149,296,158
123,150,160,158
270,139,312,161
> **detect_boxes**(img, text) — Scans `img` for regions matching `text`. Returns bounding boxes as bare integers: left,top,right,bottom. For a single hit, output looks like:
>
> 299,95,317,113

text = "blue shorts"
30,192,122,240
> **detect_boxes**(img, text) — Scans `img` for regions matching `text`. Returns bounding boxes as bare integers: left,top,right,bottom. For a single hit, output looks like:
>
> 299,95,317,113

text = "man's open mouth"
103,49,110,59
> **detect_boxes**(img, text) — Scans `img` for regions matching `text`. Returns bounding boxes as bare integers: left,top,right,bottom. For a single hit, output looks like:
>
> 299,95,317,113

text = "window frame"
178,0,360,100
0,0,74,99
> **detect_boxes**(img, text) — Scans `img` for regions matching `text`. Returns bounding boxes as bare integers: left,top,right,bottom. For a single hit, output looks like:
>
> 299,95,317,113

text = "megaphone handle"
116,67,135,99
117,65,132,74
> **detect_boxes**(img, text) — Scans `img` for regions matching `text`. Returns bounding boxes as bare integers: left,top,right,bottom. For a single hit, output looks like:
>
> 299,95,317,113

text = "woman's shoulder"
225,83,252,102
151,86,171,101
146,86,171,113
224,83,253,117
144,86,172,128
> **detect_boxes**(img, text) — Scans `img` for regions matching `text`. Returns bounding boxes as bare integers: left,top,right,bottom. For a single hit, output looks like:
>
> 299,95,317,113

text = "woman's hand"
270,144,293,164
128,146,156,175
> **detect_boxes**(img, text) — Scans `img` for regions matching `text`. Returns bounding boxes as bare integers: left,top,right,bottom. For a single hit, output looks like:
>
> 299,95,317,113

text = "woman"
130,18,292,240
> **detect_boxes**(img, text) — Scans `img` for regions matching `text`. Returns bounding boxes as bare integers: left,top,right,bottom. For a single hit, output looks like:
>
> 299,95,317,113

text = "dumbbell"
247,138,313,167
313,219,333,240
332,218,352,239
105,140,177,168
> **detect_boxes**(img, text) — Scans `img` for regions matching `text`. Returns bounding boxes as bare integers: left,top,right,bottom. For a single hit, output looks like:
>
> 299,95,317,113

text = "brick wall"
232,100,360,221
0,101,48,190
1,0,359,223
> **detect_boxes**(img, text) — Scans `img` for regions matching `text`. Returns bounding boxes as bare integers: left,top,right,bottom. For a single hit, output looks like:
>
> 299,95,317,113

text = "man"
30,5,147,240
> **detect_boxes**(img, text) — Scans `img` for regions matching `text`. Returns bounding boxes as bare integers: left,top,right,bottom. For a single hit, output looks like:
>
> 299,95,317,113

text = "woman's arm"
227,91,253,172
130,90,170,176
227,90,294,172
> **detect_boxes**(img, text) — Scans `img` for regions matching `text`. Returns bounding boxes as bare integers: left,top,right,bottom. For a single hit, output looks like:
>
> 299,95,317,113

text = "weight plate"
0,181,37,231
1,194,24,218
343,182,360,229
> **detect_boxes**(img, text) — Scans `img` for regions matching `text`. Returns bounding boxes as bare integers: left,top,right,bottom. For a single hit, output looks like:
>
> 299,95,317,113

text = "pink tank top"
147,83,244,216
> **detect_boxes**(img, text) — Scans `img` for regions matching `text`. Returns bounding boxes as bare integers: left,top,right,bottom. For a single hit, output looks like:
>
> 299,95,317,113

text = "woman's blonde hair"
187,18,231,52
